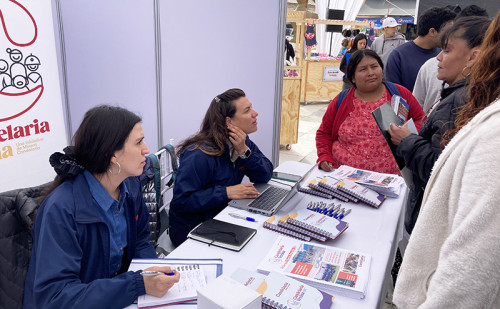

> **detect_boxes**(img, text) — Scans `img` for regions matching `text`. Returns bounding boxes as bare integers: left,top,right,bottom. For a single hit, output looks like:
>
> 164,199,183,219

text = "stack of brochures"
231,268,335,309
263,209,348,242
332,165,405,198
257,236,372,300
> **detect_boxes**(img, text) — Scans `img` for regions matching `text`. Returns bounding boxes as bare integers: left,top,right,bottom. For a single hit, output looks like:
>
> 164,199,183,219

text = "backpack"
336,81,401,110
147,144,178,206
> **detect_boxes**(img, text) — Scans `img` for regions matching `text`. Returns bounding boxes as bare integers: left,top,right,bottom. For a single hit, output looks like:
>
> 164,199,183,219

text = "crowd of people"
16,5,500,309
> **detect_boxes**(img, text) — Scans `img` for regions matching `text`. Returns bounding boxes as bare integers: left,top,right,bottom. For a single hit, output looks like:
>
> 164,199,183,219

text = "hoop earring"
108,161,121,175
461,66,471,78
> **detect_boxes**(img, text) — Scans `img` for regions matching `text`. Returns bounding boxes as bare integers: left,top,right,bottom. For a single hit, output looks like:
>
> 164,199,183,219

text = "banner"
355,16,415,28
0,0,67,192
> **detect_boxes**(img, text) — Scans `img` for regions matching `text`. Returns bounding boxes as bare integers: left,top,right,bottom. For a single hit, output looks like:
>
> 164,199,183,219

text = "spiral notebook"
287,209,349,240
318,176,386,208
277,214,328,242
230,268,335,309
263,215,311,242
335,178,386,208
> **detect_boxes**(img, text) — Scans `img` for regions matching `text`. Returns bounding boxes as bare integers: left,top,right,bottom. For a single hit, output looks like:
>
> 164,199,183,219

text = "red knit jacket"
316,84,425,165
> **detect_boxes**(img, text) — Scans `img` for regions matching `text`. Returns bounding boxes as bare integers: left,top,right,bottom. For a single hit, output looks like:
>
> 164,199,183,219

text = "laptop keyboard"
248,186,289,211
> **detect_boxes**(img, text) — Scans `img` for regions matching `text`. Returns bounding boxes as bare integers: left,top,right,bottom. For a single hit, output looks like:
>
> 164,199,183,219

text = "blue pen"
334,208,345,219
228,212,257,222
339,209,351,220
141,271,176,276
329,204,340,216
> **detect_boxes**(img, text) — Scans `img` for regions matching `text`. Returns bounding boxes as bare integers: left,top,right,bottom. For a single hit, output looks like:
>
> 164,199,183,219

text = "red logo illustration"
0,0,44,122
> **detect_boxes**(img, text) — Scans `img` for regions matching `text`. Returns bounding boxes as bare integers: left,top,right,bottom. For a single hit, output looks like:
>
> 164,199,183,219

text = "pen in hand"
228,212,257,222
141,271,176,276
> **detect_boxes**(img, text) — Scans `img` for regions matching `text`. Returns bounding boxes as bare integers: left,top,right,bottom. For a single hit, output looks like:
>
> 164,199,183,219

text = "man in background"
371,17,406,68
385,7,456,92
412,5,489,112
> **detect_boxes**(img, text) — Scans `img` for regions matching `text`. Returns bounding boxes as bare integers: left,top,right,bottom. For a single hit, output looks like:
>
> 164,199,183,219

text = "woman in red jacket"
316,49,425,174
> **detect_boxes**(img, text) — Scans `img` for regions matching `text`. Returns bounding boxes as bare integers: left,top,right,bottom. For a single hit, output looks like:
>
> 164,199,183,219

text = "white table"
161,161,407,309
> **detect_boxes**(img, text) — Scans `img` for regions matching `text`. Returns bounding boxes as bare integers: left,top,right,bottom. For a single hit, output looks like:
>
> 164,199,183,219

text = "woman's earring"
109,161,121,175
461,66,471,78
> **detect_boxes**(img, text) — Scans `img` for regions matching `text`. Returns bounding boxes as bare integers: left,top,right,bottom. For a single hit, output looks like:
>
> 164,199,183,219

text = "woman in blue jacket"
169,88,273,247
23,105,180,309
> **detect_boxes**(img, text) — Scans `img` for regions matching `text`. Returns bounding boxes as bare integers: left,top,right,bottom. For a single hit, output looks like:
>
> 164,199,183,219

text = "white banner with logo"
0,0,66,192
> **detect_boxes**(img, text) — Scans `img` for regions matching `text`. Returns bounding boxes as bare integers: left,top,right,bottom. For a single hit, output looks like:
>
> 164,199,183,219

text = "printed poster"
0,0,67,192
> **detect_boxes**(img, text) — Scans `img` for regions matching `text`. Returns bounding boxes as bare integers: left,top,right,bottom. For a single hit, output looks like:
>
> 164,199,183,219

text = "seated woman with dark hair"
23,105,180,309
169,88,273,247
316,49,425,174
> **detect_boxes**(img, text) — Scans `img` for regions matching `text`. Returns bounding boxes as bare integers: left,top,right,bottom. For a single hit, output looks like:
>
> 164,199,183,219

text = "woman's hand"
228,124,247,155
227,183,259,199
143,266,180,298
388,123,411,145
319,161,334,172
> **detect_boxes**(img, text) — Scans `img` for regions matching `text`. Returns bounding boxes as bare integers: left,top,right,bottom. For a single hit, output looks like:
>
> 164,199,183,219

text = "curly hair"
441,12,500,147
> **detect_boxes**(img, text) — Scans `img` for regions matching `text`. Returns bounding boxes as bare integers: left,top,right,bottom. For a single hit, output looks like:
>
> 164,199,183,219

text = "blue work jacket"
23,173,156,309
169,137,273,246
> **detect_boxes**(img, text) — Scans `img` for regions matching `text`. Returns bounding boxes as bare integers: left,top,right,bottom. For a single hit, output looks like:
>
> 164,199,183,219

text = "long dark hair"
346,49,384,87
43,105,141,199
176,88,246,156
349,33,367,53
441,12,500,146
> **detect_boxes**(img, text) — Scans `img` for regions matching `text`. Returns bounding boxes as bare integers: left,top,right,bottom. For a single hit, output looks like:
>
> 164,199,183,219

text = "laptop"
228,164,317,216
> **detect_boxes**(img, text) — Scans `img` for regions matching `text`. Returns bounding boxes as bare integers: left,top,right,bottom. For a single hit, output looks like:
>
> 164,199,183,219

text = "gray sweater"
371,32,406,66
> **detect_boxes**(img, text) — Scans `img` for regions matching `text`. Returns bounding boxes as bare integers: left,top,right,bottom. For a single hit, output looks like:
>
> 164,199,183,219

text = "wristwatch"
239,147,252,159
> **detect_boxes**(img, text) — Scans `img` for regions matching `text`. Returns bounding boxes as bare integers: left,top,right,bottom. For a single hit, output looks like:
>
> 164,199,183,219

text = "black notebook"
188,219,257,251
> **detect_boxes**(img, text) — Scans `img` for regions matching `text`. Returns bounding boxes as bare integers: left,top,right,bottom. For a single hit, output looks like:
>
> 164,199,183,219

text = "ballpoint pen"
228,212,257,222
339,209,351,220
140,271,176,276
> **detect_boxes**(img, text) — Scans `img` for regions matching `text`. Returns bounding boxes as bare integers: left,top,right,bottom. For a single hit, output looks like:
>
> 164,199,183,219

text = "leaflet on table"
257,236,371,299
332,165,404,197
231,268,335,309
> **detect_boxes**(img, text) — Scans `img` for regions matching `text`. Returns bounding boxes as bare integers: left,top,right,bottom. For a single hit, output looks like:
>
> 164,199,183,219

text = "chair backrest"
0,182,51,309
140,144,178,249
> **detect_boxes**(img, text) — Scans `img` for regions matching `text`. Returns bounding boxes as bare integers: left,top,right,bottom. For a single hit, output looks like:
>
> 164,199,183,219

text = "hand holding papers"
371,100,417,188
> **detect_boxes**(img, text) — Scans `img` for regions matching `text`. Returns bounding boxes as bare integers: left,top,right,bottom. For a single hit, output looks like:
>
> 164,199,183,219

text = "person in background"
385,7,456,92
389,15,491,236
169,88,273,247
370,17,406,68
23,105,180,309
316,49,425,175
393,12,500,308
412,5,488,113
339,33,367,90
340,38,349,56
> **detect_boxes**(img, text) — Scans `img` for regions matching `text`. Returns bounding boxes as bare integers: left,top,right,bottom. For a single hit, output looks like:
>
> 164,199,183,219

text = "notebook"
229,164,317,216
263,215,312,242
335,178,386,208
231,268,335,309
286,209,349,240
257,236,372,300
188,218,257,251
318,176,386,208
277,214,328,242
371,101,417,188
128,258,223,308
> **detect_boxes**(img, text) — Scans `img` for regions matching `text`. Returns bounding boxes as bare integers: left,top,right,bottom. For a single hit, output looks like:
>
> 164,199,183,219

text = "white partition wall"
55,0,159,149
159,0,284,162
55,0,285,162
